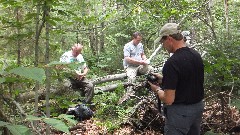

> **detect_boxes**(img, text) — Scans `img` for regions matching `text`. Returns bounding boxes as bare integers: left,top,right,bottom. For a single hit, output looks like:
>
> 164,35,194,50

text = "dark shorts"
68,77,94,103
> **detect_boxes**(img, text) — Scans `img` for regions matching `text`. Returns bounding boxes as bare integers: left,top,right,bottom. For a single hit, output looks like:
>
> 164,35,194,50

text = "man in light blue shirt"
123,32,152,86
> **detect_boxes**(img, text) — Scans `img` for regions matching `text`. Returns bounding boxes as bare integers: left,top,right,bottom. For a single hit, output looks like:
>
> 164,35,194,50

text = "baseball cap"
154,23,181,44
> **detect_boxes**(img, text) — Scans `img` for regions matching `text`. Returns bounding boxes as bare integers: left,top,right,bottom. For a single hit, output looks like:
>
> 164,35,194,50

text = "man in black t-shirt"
149,23,204,135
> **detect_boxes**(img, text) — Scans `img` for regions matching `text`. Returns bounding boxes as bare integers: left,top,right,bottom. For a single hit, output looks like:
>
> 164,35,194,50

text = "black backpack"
66,103,94,121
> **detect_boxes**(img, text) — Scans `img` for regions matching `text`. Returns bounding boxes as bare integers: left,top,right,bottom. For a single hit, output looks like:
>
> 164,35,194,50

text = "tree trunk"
224,0,229,39
34,1,41,124
44,1,51,134
100,0,106,53
207,0,217,40
15,7,21,65
86,0,96,55
89,27,96,55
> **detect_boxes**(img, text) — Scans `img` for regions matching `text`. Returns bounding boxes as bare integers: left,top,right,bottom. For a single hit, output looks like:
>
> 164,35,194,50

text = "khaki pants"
126,65,153,83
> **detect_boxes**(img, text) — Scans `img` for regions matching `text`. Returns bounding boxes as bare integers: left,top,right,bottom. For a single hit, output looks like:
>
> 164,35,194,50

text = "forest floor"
50,117,240,135
53,119,163,135
49,100,240,135
37,88,240,135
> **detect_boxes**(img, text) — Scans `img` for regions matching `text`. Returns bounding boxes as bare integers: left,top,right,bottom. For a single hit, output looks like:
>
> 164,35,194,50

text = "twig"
1,95,26,117
143,114,160,130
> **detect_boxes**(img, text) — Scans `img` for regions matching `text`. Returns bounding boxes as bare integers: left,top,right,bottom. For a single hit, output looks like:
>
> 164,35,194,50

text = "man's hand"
77,74,85,80
145,59,150,64
151,73,163,84
140,60,149,65
75,71,86,80
148,81,160,93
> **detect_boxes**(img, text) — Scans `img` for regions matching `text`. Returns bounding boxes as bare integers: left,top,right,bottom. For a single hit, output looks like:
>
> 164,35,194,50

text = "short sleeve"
124,44,131,57
60,53,68,62
77,55,87,70
139,44,144,54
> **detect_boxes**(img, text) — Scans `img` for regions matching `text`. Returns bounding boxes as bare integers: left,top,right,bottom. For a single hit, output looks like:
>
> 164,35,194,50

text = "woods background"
0,0,240,134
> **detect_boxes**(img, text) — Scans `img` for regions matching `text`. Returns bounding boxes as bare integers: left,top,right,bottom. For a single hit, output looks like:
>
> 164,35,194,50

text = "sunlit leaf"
43,118,70,133
46,61,68,67
0,77,5,84
231,99,240,110
9,67,46,83
26,115,42,121
58,114,77,125
6,125,32,135
0,121,9,127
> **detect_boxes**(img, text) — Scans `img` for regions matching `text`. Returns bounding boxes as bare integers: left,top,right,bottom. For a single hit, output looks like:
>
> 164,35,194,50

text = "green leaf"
24,13,37,21
58,114,77,126
170,9,177,14
0,121,9,127
6,125,32,135
50,17,63,22
47,61,85,70
4,76,29,83
43,118,70,133
9,67,46,83
0,77,5,84
57,10,68,16
67,62,85,70
46,18,57,26
0,70,8,75
231,99,240,110
25,115,42,121
46,61,68,67
204,130,219,135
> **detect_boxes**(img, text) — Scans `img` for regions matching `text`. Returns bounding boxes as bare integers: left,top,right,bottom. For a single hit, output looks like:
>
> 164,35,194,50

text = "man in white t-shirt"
60,43,94,103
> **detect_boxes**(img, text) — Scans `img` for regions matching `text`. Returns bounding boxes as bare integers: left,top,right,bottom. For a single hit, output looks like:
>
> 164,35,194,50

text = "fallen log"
92,73,127,85
17,66,161,103
17,73,128,102
95,82,132,92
